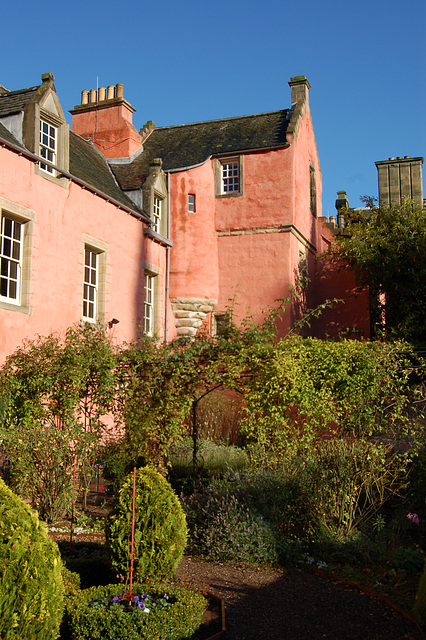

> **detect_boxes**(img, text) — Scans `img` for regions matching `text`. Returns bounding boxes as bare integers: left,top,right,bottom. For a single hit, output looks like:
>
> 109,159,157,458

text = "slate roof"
0,85,40,117
0,118,146,219
111,109,290,190
69,132,146,215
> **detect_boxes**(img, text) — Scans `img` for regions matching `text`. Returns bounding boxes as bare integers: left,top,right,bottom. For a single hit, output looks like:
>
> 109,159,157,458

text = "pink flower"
407,513,420,525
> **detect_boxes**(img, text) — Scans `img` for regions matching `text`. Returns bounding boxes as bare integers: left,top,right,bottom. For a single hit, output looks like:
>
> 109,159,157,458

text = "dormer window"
153,195,162,233
39,119,57,173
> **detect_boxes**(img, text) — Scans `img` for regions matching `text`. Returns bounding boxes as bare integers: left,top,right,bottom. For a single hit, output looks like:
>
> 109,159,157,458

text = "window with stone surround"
215,157,243,197
0,199,35,314
1,216,22,303
82,236,107,324
144,274,155,336
39,119,57,174
153,195,162,233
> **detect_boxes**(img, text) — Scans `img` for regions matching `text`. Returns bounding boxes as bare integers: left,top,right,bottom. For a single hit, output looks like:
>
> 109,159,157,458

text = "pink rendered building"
0,72,369,362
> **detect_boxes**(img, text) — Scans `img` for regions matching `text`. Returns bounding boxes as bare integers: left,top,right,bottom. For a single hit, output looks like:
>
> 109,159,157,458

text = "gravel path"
177,555,425,640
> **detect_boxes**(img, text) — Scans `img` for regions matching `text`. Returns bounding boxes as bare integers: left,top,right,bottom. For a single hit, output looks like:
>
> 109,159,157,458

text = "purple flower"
142,593,147,599
163,594,169,601
112,596,119,604
407,513,420,525
133,596,139,604
138,601,144,609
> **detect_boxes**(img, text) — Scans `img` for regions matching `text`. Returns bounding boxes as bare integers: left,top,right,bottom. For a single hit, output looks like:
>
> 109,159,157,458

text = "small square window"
188,194,196,213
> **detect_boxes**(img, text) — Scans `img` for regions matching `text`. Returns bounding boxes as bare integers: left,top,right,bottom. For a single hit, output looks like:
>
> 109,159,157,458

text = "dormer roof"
0,85,41,117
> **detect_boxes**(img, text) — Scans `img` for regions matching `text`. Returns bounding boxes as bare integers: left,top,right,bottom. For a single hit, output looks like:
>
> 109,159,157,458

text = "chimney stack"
288,76,311,107
70,82,143,159
375,156,424,207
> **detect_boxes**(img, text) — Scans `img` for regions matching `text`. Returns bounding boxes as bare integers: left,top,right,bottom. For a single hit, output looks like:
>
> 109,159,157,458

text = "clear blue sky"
2,0,425,216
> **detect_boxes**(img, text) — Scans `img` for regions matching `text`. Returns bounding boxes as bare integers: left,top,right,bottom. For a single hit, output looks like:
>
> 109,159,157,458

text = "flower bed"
62,582,206,640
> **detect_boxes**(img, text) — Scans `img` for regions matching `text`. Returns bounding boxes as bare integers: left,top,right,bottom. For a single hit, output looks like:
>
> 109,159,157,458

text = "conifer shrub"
106,467,187,581
63,582,206,640
0,478,64,639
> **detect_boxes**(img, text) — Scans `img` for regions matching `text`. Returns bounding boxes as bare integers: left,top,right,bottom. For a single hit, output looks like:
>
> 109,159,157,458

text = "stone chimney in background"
288,76,311,107
375,156,424,207
70,83,143,159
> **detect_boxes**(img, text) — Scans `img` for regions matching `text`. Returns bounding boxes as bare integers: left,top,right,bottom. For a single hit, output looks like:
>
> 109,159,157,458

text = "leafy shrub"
182,472,283,564
62,565,81,596
63,582,206,640
106,467,187,581
0,478,64,639
299,438,408,540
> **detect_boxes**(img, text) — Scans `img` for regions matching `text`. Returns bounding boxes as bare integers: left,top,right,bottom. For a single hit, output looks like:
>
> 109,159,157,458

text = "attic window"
153,196,162,233
39,119,57,173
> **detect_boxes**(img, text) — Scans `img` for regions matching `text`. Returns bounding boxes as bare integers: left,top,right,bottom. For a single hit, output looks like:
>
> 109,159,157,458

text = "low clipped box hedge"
63,582,206,640
106,467,187,581
0,478,64,639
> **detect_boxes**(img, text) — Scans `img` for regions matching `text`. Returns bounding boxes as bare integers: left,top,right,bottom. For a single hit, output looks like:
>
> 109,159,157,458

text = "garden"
0,309,426,639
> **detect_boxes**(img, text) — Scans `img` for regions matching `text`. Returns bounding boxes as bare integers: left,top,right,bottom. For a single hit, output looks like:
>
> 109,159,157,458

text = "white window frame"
39,119,57,174
221,160,240,194
215,157,243,197
152,195,162,233
83,248,98,321
0,215,22,305
188,194,196,213
144,274,154,336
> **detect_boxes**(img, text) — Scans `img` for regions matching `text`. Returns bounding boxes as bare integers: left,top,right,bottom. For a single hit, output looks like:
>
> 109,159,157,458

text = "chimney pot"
107,85,115,100
98,87,106,101
89,89,97,103
116,83,124,99
81,90,89,105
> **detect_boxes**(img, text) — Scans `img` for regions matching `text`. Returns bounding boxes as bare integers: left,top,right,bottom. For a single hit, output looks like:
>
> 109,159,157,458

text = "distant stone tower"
375,156,423,206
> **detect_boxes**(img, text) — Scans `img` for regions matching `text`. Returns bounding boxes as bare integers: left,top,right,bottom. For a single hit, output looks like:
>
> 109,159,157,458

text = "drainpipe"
164,172,171,343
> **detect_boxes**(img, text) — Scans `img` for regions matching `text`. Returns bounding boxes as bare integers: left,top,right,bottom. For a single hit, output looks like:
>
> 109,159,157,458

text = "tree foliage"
0,324,119,522
327,197,426,344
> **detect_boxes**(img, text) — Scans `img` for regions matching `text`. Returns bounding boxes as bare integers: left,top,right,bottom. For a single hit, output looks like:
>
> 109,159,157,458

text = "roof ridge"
154,109,289,131
0,85,40,97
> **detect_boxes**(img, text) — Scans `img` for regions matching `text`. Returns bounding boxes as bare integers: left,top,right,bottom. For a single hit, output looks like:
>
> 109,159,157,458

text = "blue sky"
2,0,425,216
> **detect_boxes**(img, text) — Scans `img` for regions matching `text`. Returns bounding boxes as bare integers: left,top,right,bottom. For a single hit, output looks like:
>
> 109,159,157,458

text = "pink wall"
168,162,219,300
0,147,166,362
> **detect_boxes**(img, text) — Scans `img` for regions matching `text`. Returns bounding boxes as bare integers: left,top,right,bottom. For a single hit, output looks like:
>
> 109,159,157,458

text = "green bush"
62,565,81,596
413,561,426,628
0,478,64,639
106,467,187,581
63,582,206,640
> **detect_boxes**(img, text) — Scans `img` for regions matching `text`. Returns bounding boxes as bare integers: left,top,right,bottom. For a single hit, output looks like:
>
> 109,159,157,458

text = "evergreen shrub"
63,582,206,640
106,467,187,581
0,478,64,639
